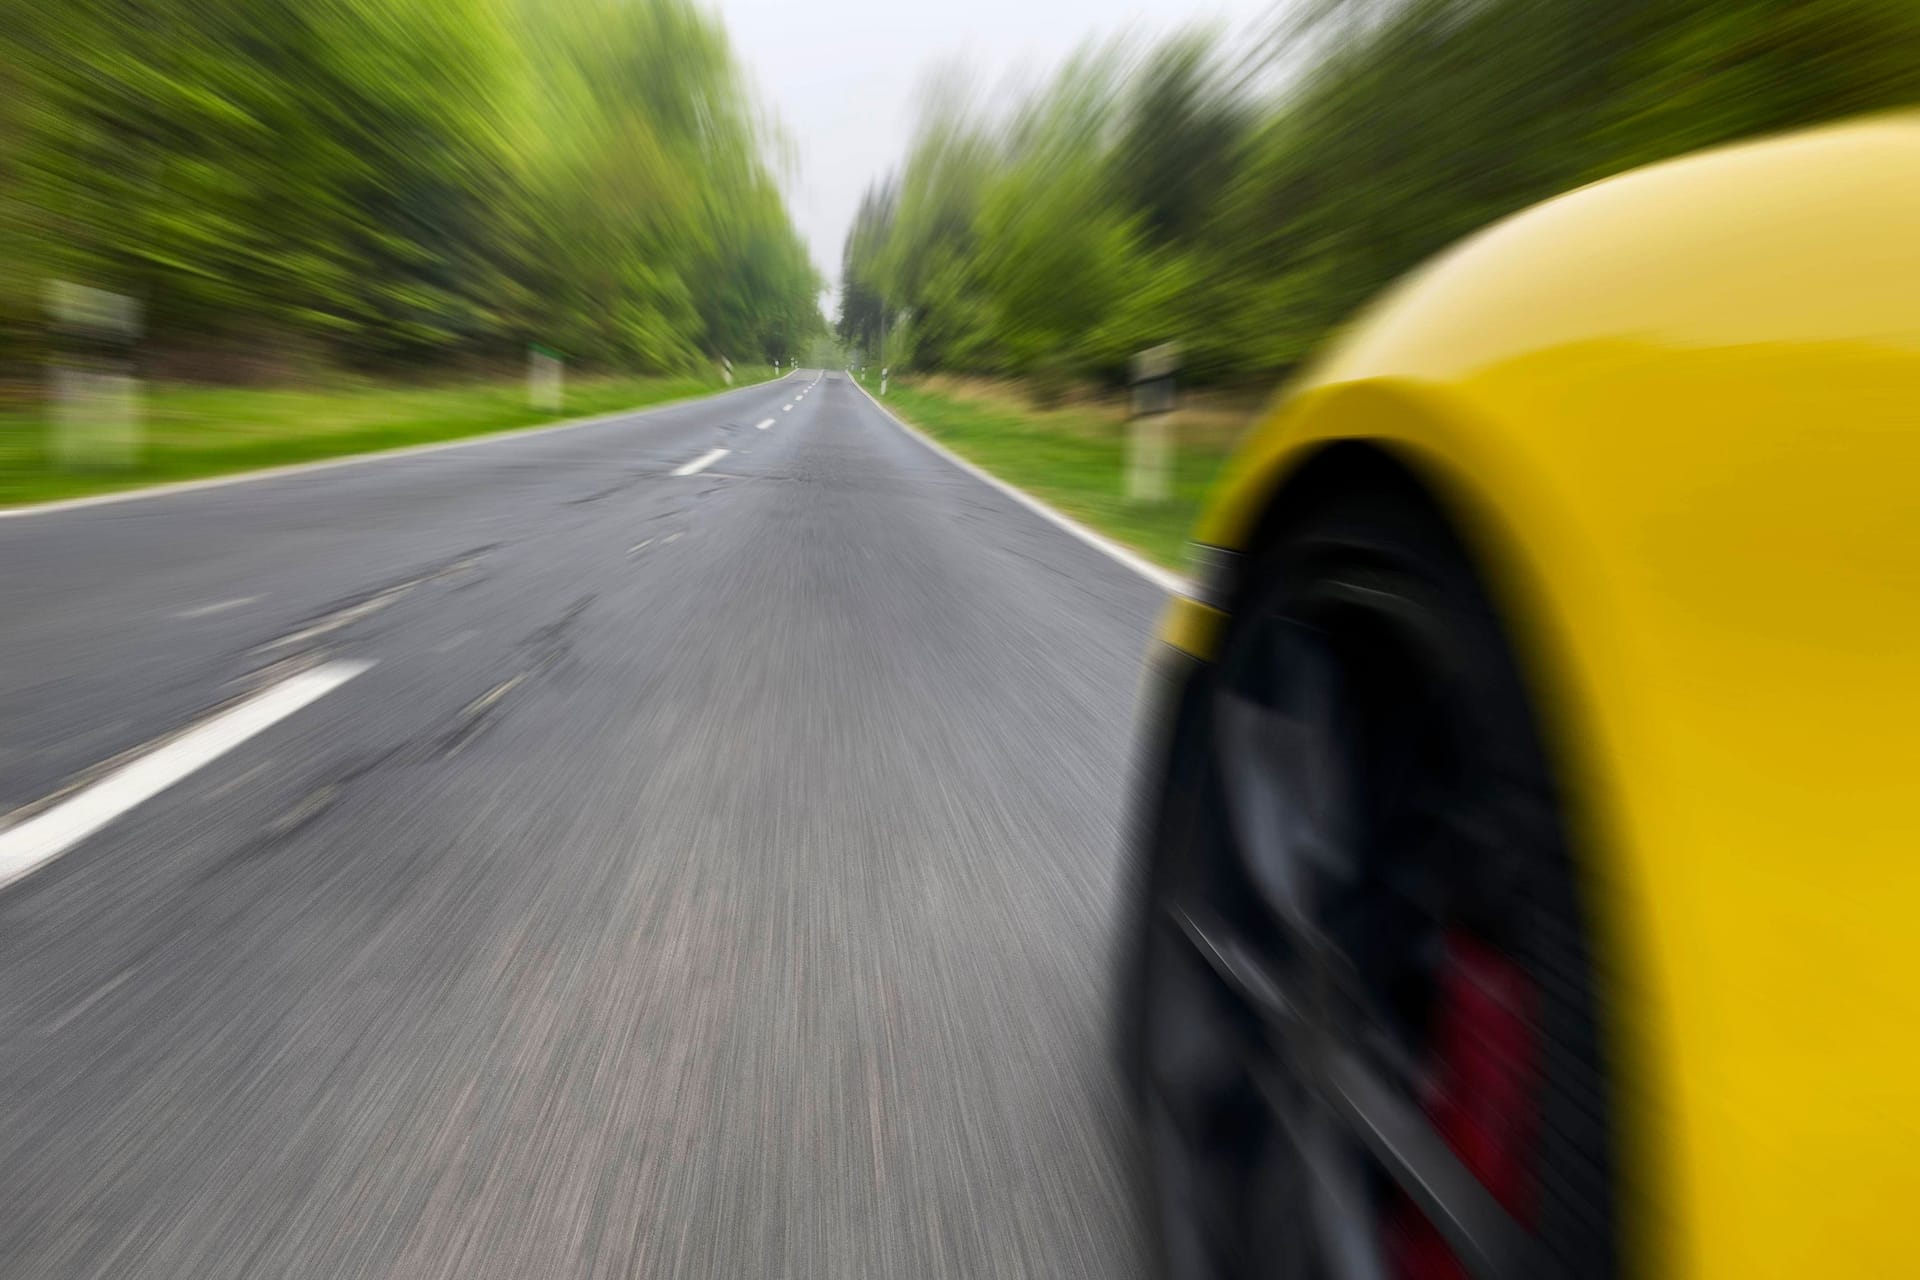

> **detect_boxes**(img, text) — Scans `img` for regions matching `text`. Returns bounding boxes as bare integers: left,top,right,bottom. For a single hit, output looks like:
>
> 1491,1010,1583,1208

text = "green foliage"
841,0,1920,387
0,0,823,377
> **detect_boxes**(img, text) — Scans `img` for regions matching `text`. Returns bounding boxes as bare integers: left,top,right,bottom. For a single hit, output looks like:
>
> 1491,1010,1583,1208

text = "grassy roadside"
871,377,1250,572
0,366,775,508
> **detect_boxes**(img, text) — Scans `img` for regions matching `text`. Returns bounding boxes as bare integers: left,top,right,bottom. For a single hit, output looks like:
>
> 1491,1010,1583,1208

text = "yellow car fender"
1169,113,1920,1278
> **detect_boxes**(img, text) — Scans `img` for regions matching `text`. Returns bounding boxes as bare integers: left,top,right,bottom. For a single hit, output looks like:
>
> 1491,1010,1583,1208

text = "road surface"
0,372,1166,1277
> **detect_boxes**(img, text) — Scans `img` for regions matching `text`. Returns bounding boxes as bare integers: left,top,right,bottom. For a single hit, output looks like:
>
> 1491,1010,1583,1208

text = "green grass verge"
0,366,774,508
877,380,1235,572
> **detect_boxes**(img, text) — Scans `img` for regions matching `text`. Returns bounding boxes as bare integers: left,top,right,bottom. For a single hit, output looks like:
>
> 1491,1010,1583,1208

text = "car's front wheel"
1126,470,1615,1280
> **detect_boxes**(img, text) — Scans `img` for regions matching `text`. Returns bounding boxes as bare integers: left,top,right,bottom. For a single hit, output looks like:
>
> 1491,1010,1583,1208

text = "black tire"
1119,462,1616,1280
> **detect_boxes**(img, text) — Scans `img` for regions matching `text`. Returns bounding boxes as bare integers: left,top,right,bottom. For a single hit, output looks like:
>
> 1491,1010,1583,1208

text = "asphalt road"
0,372,1167,1278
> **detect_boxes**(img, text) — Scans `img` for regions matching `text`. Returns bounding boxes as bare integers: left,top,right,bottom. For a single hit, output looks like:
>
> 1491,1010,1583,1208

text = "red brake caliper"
1386,929,1539,1280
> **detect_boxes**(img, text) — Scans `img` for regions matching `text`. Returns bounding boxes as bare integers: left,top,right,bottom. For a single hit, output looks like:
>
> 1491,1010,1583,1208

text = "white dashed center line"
672,447,730,476
754,418,775,430
0,660,373,889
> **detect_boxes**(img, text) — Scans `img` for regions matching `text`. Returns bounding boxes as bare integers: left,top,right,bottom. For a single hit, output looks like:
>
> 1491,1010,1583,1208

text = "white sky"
710,0,1283,318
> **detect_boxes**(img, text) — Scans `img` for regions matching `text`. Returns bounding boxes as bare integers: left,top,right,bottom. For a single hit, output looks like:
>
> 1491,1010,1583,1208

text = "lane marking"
754,418,775,430
627,538,654,555
665,532,682,544
253,582,413,653
672,448,729,477
0,661,373,890
174,595,261,619
850,380,1190,596
783,405,793,412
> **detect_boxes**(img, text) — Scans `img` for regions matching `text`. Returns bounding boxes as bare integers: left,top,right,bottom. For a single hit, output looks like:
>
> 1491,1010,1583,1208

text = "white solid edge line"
0,660,373,890
851,380,1192,597
0,375,790,521
672,447,730,477
754,418,775,430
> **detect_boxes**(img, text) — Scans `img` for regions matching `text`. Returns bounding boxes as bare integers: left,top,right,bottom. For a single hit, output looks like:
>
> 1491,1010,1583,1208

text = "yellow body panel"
1173,115,1920,1277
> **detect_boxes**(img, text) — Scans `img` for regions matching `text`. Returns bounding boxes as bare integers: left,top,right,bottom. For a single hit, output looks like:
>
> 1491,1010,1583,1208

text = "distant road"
0,371,1162,1277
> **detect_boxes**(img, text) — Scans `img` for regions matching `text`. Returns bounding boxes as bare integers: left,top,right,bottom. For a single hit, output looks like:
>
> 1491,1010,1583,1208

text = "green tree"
842,0,1920,390
0,0,822,378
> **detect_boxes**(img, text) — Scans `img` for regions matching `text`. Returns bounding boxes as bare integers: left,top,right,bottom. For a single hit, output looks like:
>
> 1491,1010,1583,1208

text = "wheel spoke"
1166,904,1295,1026
1213,642,1349,933
1171,905,1421,1280
1146,906,1292,1278
1293,1107,1392,1280
1323,1048,1535,1280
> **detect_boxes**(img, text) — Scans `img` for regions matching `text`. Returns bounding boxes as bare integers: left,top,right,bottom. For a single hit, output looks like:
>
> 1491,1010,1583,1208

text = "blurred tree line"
0,0,823,380
839,0,1920,390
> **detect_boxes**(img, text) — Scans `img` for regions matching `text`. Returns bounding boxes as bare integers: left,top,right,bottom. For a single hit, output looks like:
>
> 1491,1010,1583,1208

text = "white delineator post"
529,344,563,412
46,281,142,469
1128,342,1180,502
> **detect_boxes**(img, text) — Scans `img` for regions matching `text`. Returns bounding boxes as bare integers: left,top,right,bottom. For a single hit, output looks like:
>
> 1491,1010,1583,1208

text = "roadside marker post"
529,343,564,412
47,281,142,469
1128,343,1179,503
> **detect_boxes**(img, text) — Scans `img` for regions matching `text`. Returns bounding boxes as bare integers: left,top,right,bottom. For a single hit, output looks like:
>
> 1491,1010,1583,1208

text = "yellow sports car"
1119,113,1920,1280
